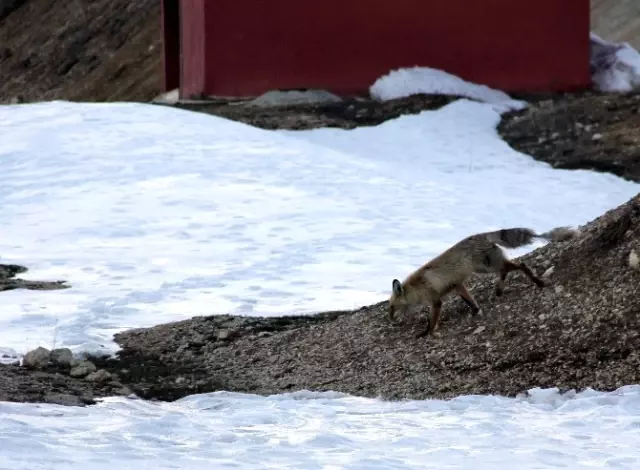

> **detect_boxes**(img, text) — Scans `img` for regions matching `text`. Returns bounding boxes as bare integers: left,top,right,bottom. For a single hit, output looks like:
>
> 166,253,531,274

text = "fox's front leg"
388,304,396,321
416,300,442,338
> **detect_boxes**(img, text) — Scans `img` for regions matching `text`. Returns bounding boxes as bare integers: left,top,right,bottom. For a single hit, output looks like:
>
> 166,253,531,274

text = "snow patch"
2,386,640,469
369,66,527,113
0,100,638,355
591,33,640,92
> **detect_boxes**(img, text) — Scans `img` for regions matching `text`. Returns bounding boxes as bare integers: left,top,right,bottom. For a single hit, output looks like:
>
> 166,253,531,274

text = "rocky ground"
166,94,461,130
2,193,639,406
498,91,640,183
0,264,69,292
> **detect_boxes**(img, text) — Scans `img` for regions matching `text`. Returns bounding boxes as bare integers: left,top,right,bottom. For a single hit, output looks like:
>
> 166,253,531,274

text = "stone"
44,393,90,407
117,386,134,397
216,329,231,340
85,369,112,383
22,347,50,369
629,250,639,270
70,360,97,378
249,89,342,108
50,348,74,367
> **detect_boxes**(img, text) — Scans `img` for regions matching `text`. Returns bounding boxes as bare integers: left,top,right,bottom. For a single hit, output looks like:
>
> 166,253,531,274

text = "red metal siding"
194,0,589,97
179,0,207,98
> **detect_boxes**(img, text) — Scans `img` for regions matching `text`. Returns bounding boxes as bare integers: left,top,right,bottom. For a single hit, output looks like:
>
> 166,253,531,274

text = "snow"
3,386,640,469
2,68,640,469
1,99,638,357
590,33,640,92
369,66,527,112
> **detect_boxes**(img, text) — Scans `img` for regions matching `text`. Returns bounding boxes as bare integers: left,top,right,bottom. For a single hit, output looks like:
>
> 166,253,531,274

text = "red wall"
178,0,207,98
178,0,590,97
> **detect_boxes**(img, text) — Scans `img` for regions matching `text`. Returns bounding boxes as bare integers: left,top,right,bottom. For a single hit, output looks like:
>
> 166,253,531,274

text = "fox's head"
388,278,408,320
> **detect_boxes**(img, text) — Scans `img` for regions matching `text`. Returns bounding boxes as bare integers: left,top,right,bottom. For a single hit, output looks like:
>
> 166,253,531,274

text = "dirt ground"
0,0,161,102
498,91,640,183
168,94,461,130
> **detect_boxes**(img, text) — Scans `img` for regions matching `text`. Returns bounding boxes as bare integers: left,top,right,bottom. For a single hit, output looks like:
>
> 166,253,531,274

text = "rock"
69,360,97,378
50,348,74,367
0,264,28,279
629,250,639,270
22,347,50,369
43,393,89,407
85,369,112,383
116,386,134,397
216,329,232,340
249,89,342,108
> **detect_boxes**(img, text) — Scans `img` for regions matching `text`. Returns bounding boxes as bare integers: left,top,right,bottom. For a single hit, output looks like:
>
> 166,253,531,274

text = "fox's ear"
392,279,403,296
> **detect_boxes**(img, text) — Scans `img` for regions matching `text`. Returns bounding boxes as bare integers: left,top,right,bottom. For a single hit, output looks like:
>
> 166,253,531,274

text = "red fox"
388,226,576,338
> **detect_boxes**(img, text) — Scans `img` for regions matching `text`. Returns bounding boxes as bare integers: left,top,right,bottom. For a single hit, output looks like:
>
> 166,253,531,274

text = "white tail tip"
629,250,639,270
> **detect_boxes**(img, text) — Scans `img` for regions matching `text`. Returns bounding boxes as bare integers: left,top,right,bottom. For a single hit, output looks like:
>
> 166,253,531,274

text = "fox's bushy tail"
537,226,577,243
481,226,577,248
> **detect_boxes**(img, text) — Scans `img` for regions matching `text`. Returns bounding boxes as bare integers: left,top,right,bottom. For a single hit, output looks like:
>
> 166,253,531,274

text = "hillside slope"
591,0,640,49
0,0,161,102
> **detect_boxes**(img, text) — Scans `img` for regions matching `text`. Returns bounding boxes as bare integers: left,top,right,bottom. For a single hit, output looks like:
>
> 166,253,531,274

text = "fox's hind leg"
455,284,481,315
496,259,545,296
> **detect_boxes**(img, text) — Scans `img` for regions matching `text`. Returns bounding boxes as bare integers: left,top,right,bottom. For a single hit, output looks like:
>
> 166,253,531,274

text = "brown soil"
591,0,640,49
167,94,461,130
0,0,161,102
